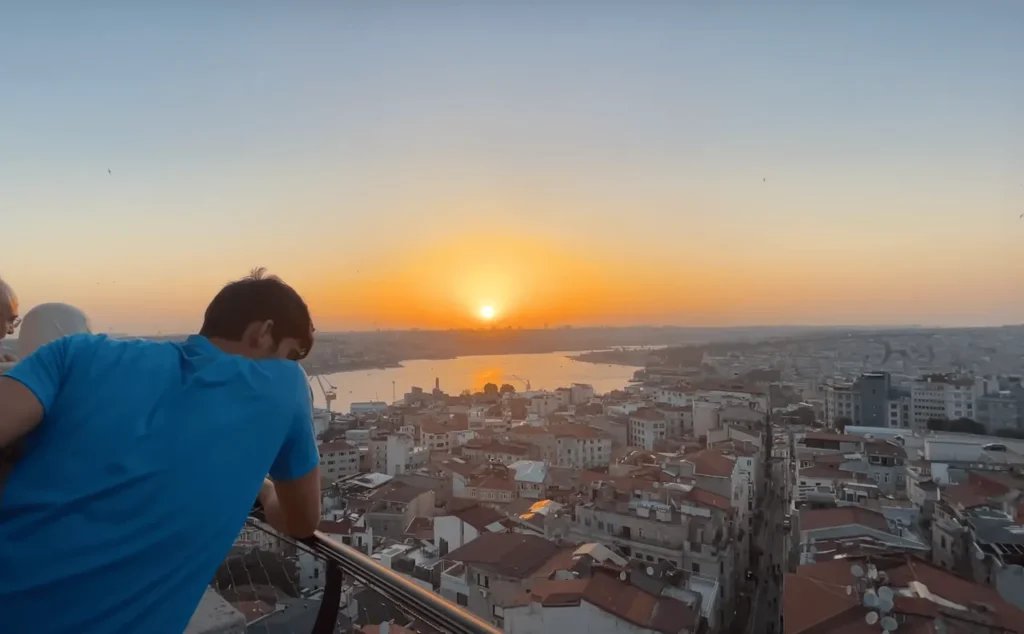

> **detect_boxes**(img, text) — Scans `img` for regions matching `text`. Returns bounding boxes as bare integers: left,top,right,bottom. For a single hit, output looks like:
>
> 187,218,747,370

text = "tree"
926,417,947,431
927,417,986,435
499,383,516,394
949,417,985,435
483,382,499,396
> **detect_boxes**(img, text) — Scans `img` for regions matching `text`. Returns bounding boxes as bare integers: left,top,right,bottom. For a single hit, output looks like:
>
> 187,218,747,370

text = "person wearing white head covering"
16,303,92,357
0,303,92,373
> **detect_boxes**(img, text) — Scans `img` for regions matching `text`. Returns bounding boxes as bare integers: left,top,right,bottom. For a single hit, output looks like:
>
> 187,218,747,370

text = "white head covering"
16,303,92,357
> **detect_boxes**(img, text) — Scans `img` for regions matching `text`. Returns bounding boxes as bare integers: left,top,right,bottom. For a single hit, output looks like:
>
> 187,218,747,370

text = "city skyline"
3,3,1024,334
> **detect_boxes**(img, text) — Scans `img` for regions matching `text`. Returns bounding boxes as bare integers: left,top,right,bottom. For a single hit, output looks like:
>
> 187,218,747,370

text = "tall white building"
627,408,667,450
910,375,982,430
824,380,857,425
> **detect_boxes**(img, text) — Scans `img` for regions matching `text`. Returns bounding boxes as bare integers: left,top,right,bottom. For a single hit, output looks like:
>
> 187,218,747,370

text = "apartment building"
910,374,982,430
439,532,564,630
568,473,738,628
503,545,705,634
319,440,360,483
629,408,667,450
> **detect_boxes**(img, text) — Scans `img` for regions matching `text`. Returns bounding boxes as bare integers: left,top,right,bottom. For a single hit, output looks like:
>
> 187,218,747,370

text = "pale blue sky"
2,3,1023,332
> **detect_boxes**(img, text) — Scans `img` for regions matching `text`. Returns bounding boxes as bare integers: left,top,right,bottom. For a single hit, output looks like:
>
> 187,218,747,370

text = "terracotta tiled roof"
462,439,531,456
445,532,561,578
513,570,698,634
783,571,860,634
320,440,356,453
421,419,469,435
682,449,736,478
942,483,991,510
864,441,907,458
786,555,1024,634
447,504,507,531
552,425,603,440
629,408,665,421
799,464,860,480
685,486,732,512
319,519,354,535
799,507,890,533
403,516,434,541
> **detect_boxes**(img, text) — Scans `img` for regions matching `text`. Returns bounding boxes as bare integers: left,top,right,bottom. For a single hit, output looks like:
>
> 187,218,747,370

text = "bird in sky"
107,168,111,174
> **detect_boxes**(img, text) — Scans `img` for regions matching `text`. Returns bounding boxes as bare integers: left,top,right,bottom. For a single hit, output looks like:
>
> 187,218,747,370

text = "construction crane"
310,374,338,412
509,374,531,392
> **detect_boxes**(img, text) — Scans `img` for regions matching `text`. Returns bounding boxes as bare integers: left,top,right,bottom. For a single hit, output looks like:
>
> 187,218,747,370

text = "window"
477,574,490,588
692,562,700,573
457,593,468,606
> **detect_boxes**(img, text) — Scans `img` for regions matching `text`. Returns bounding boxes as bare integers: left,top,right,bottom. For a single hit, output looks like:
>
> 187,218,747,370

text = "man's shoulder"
68,334,168,355
257,359,308,390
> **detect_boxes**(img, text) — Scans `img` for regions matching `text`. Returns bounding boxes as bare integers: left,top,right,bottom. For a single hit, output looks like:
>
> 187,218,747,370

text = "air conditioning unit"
480,589,490,598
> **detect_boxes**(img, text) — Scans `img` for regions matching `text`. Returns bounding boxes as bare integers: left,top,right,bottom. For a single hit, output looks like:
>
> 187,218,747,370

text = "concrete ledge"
185,588,247,634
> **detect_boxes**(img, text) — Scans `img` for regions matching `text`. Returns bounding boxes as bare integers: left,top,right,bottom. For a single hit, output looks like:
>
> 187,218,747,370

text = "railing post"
311,558,344,634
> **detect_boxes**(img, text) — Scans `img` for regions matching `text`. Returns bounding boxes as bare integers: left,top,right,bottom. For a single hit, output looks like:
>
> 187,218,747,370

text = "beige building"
319,440,360,483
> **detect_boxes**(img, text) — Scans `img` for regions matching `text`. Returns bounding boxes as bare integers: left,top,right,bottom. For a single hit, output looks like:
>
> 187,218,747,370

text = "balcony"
193,513,501,634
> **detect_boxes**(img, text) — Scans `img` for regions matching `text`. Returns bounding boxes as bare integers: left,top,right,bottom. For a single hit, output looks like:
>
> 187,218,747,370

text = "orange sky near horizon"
4,5,1024,334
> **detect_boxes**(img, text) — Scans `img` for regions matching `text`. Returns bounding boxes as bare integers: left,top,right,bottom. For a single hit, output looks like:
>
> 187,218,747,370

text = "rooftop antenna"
850,559,898,632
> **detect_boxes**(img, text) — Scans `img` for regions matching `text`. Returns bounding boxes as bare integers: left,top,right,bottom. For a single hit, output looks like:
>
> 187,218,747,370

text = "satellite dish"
863,590,879,608
865,611,879,625
879,596,894,613
646,566,655,576
879,586,894,601
881,616,898,631
851,564,865,578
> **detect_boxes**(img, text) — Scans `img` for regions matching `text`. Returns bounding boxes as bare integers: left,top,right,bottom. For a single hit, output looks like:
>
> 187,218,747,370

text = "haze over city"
2,3,1023,334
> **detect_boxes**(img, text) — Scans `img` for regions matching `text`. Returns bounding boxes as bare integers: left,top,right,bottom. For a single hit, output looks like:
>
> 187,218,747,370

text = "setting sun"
479,305,496,321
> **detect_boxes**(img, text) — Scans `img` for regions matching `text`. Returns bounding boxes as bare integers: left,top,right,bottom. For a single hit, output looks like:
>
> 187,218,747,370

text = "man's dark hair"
200,267,314,359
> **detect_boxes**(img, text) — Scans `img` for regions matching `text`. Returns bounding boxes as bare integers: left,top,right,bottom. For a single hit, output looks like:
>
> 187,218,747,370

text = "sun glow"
479,305,496,321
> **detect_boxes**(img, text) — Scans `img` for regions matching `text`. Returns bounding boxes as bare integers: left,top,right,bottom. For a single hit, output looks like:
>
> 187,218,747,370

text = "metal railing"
225,512,501,634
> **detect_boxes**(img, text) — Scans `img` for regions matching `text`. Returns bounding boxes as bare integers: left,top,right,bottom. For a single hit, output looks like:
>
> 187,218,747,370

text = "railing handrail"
248,515,502,634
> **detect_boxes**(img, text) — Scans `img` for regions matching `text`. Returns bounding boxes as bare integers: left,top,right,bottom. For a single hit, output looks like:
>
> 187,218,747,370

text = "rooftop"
784,554,1024,634
799,506,890,533
681,449,736,478
444,532,562,579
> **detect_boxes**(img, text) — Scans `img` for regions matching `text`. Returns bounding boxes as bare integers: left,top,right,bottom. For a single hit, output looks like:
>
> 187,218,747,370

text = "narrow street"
746,456,788,634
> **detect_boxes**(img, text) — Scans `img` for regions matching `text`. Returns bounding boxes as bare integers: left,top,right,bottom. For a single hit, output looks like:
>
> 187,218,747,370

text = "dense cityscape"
4,3,1024,634
202,326,1024,634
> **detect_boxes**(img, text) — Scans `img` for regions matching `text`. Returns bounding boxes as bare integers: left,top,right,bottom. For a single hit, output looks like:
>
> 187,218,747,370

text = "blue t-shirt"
0,334,319,634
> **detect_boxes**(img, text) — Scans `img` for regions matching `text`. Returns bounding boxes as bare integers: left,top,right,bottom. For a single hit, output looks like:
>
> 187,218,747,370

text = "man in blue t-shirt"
0,270,322,634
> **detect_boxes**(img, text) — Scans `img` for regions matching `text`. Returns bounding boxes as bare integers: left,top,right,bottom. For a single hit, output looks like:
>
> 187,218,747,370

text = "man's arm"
258,472,321,537
0,338,68,448
0,379,44,448
264,366,321,537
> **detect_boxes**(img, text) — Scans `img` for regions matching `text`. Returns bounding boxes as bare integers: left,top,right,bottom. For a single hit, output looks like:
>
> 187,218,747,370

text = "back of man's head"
199,268,314,360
